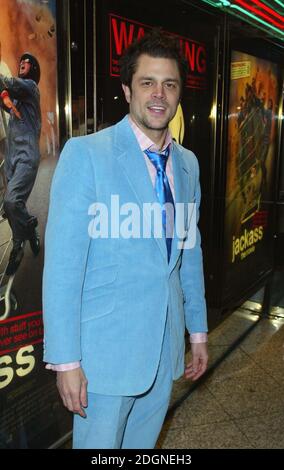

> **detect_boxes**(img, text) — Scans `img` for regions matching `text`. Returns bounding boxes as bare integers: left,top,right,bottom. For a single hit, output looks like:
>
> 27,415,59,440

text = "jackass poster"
223,50,280,302
0,0,71,448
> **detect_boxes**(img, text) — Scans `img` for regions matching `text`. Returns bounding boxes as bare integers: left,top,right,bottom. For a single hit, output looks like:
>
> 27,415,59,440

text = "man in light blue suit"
43,30,208,449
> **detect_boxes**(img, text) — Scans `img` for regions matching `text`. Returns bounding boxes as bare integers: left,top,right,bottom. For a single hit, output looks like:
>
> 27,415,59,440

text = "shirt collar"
128,115,172,154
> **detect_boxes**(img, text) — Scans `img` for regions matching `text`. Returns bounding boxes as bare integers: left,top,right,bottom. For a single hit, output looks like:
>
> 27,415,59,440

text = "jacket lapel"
114,116,168,261
169,143,190,272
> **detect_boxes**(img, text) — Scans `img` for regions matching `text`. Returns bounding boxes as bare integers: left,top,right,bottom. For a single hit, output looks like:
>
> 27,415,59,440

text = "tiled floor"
157,307,284,449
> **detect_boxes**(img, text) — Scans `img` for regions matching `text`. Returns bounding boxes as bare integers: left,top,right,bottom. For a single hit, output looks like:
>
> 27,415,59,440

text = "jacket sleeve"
0,75,36,100
179,154,208,334
42,138,96,364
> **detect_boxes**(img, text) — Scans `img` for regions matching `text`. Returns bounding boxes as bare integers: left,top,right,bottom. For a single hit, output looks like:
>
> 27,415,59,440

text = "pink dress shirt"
46,117,207,372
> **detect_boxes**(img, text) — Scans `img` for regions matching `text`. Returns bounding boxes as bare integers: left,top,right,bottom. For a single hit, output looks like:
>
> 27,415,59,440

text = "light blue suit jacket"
43,115,207,396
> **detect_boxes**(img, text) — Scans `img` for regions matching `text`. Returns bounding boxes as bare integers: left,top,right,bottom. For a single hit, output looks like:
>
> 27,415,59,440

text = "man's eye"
165,83,176,89
142,81,152,87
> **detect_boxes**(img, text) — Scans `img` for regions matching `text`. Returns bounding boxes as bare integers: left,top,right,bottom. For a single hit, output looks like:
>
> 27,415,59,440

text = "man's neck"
147,129,168,150
130,116,168,150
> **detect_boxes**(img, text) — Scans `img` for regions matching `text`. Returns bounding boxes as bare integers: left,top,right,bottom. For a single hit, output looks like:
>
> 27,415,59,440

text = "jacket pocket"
83,263,118,291
81,264,118,321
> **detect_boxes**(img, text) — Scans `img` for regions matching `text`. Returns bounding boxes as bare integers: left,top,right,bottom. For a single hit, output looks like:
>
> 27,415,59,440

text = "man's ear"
122,84,131,104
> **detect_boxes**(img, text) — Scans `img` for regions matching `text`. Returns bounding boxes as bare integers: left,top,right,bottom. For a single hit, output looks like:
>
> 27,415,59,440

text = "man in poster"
0,52,41,275
43,30,208,449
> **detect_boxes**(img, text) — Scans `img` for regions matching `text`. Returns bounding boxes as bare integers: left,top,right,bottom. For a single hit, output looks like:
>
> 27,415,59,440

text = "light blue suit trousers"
73,314,173,449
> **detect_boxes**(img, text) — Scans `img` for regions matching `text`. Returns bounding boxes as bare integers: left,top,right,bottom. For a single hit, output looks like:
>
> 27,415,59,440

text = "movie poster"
0,0,71,449
223,50,280,301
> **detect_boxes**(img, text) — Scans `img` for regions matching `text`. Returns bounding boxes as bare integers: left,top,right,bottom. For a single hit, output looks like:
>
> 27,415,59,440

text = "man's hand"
0,90,21,119
56,367,88,417
185,342,208,381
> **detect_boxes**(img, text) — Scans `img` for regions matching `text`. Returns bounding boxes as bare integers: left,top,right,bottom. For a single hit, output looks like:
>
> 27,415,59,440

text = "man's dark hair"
119,28,188,89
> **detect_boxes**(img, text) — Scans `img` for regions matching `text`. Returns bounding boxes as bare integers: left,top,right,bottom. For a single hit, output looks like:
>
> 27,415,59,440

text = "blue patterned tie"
144,146,175,261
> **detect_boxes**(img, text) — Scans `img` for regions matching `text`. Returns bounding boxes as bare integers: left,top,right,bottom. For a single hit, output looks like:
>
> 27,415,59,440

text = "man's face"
19,59,31,77
122,54,181,135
